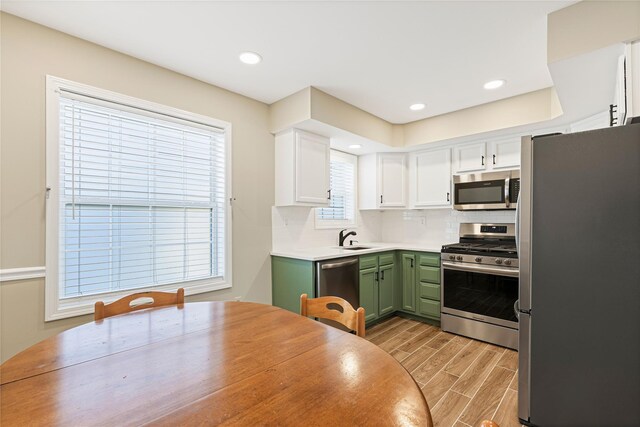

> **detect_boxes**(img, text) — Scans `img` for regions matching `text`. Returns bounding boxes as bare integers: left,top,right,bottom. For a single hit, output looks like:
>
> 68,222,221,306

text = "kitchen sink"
341,246,372,251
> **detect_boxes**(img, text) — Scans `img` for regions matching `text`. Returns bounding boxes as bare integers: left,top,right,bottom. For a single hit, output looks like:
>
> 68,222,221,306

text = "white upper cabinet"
454,142,486,173
490,138,520,169
359,153,407,209
379,154,406,207
410,148,451,208
275,129,330,207
455,139,520,173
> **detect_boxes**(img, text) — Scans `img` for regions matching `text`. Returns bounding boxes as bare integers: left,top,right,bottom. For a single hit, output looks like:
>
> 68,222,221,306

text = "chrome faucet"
339,229,357,247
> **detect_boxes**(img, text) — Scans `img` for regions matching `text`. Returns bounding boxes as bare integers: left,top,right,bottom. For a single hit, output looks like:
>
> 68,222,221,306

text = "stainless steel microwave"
453,170,520,210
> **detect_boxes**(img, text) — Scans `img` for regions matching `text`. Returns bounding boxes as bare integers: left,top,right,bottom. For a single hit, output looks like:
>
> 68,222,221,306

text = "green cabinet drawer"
419,298,440,319
378,253,394,267
359,255,378,270
419,253,440,267
419,283,440,301
419,265,440,284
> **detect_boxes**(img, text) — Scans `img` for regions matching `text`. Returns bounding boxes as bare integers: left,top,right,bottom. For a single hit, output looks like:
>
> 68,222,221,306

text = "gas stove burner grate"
442,242,518,257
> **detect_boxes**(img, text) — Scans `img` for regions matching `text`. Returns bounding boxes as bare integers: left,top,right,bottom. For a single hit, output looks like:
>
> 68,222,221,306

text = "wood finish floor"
366,316,521,427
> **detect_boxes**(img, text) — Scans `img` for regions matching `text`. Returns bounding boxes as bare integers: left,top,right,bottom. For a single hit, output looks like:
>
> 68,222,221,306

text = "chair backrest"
94,288,185,321
300,293,365,337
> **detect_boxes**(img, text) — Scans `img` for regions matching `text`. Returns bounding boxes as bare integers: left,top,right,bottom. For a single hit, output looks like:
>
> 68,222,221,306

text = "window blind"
58,95,226,299
317,153,356,222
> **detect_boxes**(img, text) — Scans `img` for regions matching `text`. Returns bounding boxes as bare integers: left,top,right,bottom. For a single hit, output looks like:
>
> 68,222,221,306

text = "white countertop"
270,241,453,261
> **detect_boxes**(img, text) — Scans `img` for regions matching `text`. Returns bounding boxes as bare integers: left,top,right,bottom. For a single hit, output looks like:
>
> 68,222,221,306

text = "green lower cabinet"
401,253,416,312
359,253,396,322
359,266,379,322
273,251,439,323
378,263,395,316
271,256,315,314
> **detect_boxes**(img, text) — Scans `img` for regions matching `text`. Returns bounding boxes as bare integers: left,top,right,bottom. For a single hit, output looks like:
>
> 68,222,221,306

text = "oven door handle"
442,261,519,278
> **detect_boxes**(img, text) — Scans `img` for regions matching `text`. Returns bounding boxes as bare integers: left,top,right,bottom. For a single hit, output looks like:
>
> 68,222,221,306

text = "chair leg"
356,307,365,338
300,294,308,317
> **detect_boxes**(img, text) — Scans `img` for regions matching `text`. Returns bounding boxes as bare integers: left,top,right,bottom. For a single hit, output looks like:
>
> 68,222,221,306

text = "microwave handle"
505,177,511,207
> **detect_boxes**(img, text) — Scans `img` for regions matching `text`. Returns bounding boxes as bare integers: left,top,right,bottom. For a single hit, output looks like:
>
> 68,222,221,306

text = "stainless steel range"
440,223,519,349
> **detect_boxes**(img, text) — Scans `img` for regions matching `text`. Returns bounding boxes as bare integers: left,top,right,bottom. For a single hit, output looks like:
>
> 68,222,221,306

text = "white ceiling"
2,1,574,124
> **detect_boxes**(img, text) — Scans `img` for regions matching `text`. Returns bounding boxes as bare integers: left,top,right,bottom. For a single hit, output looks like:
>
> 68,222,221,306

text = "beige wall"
269,85,563,149
403,88,563,146
0,13,274,361
548,1,640,64
309,87,396,146
269,87,311,134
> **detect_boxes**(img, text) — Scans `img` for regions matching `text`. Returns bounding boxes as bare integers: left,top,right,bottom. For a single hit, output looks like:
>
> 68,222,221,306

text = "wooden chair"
300,293,365,337
94,288,185,321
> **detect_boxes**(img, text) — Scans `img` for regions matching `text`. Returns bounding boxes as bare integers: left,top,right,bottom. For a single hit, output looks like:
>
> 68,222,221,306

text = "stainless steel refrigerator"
517,123,640,426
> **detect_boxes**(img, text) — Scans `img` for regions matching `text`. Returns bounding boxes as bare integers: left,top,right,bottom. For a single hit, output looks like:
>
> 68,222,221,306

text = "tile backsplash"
271,207,383,250
380,209,516,244
272,207,515,251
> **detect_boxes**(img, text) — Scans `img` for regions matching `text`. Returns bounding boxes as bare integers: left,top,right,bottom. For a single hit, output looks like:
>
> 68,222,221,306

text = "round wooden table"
1,302,432,426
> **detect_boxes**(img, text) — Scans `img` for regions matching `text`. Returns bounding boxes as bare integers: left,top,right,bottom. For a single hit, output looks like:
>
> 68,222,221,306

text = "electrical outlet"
233,296,241,302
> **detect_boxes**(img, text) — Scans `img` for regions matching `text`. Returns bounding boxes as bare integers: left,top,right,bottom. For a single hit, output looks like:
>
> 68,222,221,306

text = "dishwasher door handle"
321,259,359,270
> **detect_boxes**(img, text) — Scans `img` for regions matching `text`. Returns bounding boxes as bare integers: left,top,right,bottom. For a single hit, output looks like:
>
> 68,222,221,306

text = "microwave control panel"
510,179,520,202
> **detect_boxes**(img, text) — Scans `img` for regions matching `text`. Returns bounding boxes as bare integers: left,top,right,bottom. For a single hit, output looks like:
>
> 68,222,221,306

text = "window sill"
45,278,231,322
314,221,357,230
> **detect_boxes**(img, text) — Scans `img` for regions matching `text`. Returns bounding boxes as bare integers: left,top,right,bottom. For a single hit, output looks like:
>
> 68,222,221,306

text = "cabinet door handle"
493,154,496,165
380,195,383,204
410,258,414,268
481,155,485,166
381,270,385,280
375,271,379,282
327,189,331,200
446,192,450,202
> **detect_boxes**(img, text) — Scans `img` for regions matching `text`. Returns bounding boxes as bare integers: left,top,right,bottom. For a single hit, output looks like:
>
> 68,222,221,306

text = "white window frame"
315,150,358,229
45,76,233,321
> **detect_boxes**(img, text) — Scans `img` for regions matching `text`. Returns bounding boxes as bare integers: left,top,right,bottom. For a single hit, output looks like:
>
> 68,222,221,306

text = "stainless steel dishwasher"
316,257,359,331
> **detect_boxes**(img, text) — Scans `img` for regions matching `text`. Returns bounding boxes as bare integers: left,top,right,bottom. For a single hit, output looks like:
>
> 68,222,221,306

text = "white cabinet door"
455,142,486,173
295,131,330,204
490,139,520,169
412,148,451,207
378,153,406,207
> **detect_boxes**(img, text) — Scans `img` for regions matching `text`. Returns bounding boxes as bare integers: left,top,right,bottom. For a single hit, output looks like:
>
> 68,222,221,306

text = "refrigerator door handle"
515,192,521,254
518,311,531,424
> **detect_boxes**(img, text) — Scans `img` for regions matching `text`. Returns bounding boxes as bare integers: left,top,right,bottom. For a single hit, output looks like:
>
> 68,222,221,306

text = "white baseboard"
0,266,46,282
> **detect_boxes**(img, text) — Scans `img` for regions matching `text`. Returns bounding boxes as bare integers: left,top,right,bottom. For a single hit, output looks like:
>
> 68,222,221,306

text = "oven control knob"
449,255,456,261
504,259,512,266
475,257,482,262
456,255,463,261
495,259,503,265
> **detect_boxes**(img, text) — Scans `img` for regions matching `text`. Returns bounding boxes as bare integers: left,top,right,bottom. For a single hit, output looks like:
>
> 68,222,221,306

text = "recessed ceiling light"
409,103,426,111
349,144,362,149
239,51,262,65
484,79,506,90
